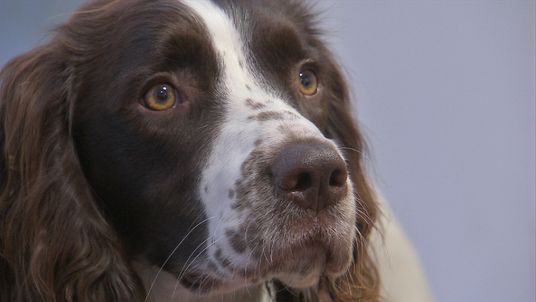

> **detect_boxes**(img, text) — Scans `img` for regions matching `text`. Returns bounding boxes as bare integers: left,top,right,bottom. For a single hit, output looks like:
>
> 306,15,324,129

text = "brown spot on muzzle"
248,111,284,121
214,248,232,268
245,98,266,110
283,110,299,119
225,229,247,254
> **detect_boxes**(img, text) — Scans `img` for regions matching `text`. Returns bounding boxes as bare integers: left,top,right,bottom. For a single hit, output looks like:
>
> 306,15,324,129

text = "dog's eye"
298,69,318,96
143,83,178,111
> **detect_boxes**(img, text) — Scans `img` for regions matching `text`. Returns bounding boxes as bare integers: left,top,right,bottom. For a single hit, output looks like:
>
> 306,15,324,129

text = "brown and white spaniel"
0,0,434,301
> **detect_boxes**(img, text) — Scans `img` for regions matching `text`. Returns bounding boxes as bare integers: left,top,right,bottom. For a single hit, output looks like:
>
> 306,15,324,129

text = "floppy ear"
0,42,143,301
324,61,381,301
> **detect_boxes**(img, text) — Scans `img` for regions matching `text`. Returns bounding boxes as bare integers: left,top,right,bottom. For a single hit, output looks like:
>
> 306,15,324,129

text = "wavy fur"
0,1,380,301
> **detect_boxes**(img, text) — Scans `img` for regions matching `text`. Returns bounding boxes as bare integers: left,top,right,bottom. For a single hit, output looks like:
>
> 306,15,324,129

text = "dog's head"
0,0,379,301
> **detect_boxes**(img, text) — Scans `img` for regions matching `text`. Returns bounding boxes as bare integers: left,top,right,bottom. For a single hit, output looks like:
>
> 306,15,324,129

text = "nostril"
295,172,312,191
280,171,312,191
329,169,347,187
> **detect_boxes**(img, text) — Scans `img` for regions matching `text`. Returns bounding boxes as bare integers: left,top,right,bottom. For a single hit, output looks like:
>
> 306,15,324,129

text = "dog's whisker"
177,235,224,283
169,235,226,300
0,0,437,301
169,236,213,299
144,215,216,302
338,146,363,155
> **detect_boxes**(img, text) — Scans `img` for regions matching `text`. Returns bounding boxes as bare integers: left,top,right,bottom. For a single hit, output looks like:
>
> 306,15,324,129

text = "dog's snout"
271,142,348,211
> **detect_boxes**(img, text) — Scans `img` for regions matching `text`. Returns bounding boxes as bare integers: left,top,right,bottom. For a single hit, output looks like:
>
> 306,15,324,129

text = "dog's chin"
274,241,352,288
179,239,353,295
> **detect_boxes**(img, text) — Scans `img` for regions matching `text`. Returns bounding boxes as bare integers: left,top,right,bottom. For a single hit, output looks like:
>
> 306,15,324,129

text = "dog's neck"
134,262,273,302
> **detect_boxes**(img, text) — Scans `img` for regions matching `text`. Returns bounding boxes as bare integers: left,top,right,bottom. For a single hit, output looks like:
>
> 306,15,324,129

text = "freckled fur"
245,98,266,110
0,0,380,301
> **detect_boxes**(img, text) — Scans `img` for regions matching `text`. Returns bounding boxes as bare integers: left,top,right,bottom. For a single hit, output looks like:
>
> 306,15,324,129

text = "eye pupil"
300,72,311,87
155,85,169,103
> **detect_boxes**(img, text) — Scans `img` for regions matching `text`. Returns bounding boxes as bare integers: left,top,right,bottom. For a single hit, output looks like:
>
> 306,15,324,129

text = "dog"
0,0,434,301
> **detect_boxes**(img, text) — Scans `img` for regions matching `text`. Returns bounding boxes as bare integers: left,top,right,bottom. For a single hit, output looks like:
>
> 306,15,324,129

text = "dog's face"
67,0,358,295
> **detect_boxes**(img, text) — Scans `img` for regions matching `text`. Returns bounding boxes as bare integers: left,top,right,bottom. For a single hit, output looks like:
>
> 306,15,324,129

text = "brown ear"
0,43,143,301
324,61,381,302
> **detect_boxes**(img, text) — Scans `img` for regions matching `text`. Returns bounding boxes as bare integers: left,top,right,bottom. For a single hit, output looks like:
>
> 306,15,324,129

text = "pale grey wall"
1,1,534,302
321,1,535,301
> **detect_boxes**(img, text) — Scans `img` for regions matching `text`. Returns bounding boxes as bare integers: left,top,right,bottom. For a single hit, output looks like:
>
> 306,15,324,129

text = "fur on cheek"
0,0,381,301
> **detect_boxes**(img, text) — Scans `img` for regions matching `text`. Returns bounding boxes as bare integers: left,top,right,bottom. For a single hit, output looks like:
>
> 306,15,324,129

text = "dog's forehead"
182,0,265,97
177,0,338,274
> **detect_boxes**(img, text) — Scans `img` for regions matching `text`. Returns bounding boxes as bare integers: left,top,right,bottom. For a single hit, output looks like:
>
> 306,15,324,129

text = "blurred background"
1,0,534,301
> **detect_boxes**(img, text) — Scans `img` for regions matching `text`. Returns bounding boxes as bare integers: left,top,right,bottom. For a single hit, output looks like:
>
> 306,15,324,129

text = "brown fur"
0,0,380,301
0,45,143,301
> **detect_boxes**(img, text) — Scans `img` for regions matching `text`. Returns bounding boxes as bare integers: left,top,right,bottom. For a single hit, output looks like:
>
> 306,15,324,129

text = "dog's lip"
265,226,355,279
179,240,349,294
179,270,265,294
179,271,224,292
179,217,354,293
280,238,343,271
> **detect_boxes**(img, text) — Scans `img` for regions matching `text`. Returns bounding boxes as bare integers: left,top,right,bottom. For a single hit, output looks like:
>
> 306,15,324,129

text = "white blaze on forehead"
182,0,252,96
181,0,327,270
181,0,266,260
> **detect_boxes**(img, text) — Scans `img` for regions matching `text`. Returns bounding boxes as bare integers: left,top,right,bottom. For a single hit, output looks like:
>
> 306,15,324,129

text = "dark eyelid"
299,59,318,70
139,72,181,99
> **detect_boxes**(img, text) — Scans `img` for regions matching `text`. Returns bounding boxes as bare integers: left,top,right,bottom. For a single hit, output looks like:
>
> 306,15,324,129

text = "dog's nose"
271,142,348,211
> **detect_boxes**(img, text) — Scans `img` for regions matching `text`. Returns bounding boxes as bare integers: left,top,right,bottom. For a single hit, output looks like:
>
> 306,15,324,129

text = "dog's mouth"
179,234,352,294
179,272,224,293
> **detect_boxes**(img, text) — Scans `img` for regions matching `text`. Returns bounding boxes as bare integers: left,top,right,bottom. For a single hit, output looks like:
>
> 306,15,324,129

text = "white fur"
138,2,435,301
369,195,436,302
138,199,437,302
182,0,333,274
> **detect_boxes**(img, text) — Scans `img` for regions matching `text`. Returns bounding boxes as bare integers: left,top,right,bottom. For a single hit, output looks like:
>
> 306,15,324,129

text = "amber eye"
298,69,318,96
143,83,178,111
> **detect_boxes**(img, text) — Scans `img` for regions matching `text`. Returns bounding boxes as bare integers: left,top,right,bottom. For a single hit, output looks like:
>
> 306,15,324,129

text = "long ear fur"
325,61,380,302
0,42,142,301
